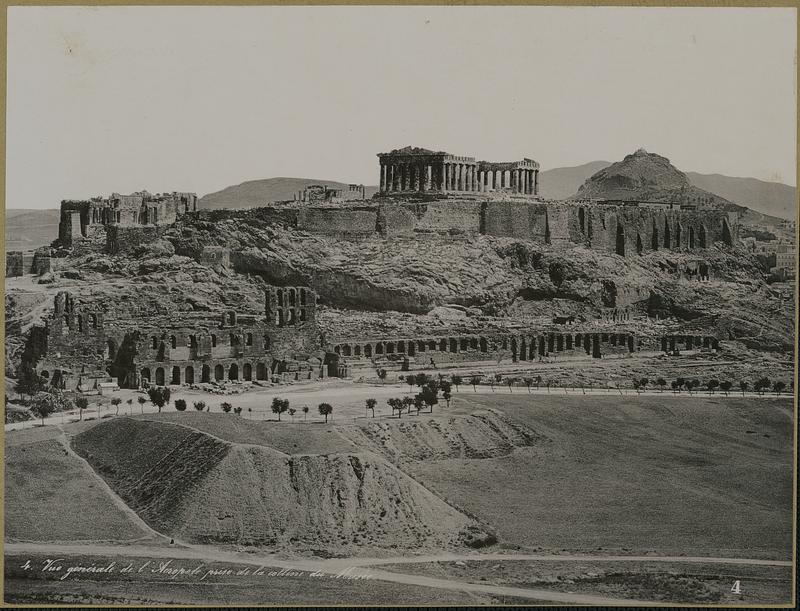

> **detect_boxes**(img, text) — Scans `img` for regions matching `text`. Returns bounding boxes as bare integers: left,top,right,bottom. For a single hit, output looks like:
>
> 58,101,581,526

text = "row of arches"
275,287,311,307
140,361,271,386
332,332,639,362
147,333,271,353
60,312,100,336
660,335,719,352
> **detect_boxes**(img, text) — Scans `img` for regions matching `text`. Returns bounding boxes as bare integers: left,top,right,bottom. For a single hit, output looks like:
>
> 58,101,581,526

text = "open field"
408,394,793,558
378,558,793,604
4,434,153,543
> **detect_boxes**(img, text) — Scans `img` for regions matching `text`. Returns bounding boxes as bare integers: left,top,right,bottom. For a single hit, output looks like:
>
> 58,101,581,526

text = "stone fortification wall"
376,204,416,236
296,208,377,236
405,201,483,234
106,225,166,254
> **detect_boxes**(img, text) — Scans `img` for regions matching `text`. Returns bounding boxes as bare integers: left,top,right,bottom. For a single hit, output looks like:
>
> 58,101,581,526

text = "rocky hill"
199,178,379,209
573,149,735,209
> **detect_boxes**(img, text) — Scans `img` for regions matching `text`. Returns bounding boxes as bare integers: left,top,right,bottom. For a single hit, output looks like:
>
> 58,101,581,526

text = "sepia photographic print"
2,4,797,607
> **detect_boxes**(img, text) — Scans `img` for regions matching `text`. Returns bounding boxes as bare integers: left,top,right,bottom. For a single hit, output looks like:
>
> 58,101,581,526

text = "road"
5,379,792,432
5,541,790,606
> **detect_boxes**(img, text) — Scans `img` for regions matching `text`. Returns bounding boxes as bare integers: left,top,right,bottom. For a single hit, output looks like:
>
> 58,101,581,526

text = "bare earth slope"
73,417,490,553
199,178,379,209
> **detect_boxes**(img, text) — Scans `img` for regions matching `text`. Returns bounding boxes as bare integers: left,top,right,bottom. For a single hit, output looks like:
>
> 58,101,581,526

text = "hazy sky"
6,6,797,209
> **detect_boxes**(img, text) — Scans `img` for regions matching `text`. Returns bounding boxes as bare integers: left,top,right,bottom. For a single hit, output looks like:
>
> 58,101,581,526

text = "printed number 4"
731,580,742,594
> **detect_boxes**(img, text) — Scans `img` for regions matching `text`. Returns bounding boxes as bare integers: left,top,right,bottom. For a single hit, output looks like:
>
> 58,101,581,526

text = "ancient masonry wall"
106,225,166,254
296,208,377,236
6,248,52,277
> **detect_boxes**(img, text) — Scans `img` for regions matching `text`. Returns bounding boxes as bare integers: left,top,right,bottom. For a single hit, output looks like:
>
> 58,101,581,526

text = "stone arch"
407,342,415,356
364,344,372,357
229,363,239,380
578,208,585,233
256,362,267,380
171,366,181,385
439,339,447,351
689,226,695,249
155,367,165,386
246,333,253,346
721,219,733,246
354,345,362,357
201,364,211,383
106,339,117,361
480,337,488,352
615,223,625,256
510,338,518,362
289,288,296,306
170,335,177,349
211,334,217,347
334,345,341,355
243,363,253,381
300,288,308,305
185,366,195,384
263,335,271,351
376,343,384,355
519,338,527,361
141,368,151,384
398,341,406,353
152,336,159,350
449,338,457,353
342,345,352,357
214,364,224,381
698,225,707,248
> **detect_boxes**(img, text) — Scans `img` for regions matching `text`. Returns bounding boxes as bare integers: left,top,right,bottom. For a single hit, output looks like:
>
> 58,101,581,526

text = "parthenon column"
467,166,474,191
456,164,462,191
511,170,517,192
534,169,539,195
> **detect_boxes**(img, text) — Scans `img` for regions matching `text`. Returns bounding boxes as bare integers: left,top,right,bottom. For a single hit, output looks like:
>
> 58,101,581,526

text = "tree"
387,398,404,419
365,398,377,418
126,398,133,414
377,368,387,384
15,364,45,399
675,378,686,394
415,373,430,388
639,378,649,392
451,375,462,392
443,388,452,407
147,387,171,413
318,402,333,423
271,397,289,421
524,377,533,393
707,379,720,394
137,396,147,414
506,377,515,393
773,380,786,396
289,407,297,422
739,380,749,396
656,378,667,392
413,394,425,415
75,396,89,420
402,396,414,414
470,375,482,392
220,402,232,413
720,381,733,396
29,396,55,426
755,377,771,395
174,399,187,411
193,401,206,412
420,383,439,412
534,375,542,390
405,374,416,391
234,406,243,416
302,405,309,421
111,397,122,415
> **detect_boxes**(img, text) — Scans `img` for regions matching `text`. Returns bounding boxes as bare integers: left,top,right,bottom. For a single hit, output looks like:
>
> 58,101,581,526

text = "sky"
5,6,797,209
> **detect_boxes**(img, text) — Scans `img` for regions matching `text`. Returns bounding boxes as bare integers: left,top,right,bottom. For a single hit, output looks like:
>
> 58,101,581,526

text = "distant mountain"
538,161,611,200
4,209,60,251
199,178,379,210
686,172,795,221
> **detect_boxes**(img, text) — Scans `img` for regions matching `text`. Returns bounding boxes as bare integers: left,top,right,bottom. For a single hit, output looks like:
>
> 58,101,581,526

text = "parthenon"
378,146,540,195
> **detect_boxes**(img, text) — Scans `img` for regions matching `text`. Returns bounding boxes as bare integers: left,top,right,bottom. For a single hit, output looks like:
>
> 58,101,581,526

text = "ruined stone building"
56,190,197,248
27,287,323,392
378,146,540,195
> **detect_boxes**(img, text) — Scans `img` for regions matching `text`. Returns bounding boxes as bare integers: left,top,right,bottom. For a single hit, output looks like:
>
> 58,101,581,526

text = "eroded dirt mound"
74,418,488,552
340,409,547,463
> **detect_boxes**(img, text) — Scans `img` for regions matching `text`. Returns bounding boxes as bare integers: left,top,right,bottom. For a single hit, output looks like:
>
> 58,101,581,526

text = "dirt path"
9,541,789,605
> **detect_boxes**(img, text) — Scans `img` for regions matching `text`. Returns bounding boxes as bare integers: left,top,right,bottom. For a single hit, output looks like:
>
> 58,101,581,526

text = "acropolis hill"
4,146,792,395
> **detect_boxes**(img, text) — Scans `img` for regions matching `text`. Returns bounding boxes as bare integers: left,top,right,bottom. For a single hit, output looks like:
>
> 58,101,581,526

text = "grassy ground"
4,438,151,543
378,559,792,604
3,553,485,605
409,393,793,558
140,411,356,454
